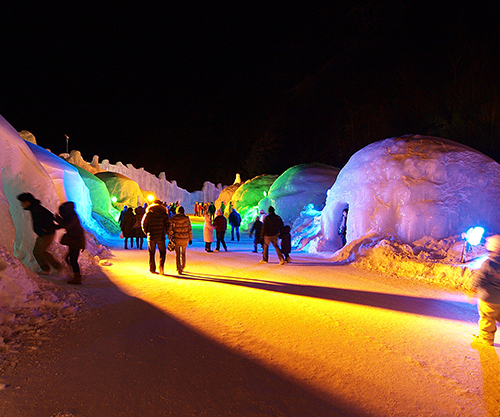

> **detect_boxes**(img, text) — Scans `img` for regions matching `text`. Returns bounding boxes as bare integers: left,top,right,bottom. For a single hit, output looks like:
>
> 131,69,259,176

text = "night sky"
2,2,500,191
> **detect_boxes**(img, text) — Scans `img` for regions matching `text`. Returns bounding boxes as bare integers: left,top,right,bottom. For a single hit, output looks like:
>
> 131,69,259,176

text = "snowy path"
1,218,498,416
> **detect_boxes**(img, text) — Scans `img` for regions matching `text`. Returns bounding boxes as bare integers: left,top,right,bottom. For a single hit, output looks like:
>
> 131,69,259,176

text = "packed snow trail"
0,217,497,416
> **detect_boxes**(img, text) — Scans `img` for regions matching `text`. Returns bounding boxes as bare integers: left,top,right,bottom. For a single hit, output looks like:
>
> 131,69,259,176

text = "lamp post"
64,134,69,154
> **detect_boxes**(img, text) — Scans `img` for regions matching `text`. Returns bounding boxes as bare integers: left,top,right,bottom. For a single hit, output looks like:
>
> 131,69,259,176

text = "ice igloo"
229,174,279,230
258,163,340,227
314,135,500,252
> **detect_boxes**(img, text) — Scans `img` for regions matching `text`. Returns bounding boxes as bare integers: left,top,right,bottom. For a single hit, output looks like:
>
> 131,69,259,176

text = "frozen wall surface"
99,159,223,212
259,163,340,227
27,142,117,245
312,135,500,252
229,174,278,229
0,115,60,269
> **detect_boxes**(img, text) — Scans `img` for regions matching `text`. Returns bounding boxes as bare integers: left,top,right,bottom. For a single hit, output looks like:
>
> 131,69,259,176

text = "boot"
67,272,82,285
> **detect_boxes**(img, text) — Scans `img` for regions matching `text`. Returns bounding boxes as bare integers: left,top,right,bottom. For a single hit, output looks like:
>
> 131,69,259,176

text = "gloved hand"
189,240,192,245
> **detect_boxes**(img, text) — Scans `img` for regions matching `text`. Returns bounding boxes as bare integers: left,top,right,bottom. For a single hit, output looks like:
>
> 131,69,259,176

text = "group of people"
202,207,241,252
119,204,147,250
141,200,193,275
15,192,500,350
17,193,85,285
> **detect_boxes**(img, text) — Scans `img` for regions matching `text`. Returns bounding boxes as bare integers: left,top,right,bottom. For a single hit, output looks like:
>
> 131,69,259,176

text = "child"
249,216,263,253
280,225,292,263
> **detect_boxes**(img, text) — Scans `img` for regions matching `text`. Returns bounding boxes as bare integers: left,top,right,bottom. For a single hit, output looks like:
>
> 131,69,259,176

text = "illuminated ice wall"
229,174,278,229
300,135,500,252
258,163,340,227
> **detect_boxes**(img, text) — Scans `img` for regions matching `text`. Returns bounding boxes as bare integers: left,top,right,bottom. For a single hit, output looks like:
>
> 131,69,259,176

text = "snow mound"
329,233,480,291
259,163,339,227
0,245,86,360
299,135,500,253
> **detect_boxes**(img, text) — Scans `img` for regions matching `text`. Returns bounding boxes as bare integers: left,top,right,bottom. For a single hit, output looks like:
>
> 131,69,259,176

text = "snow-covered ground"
0,217,496,416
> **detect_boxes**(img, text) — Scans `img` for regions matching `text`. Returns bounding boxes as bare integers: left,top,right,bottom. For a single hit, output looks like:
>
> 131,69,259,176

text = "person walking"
55,202,86,284
141,200,169,275
17,192,63,275
133,205,146,250
471,234,500,347
169,206,192,275
228,208,242,241
213,209,228,252
259,206,285,265
121,206,136,249
208,202,216,222
280,225,292,263
203,213,215,252
249,216,263,253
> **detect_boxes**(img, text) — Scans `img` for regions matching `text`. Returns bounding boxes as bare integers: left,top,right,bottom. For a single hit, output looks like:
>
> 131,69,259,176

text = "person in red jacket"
213,209,228,252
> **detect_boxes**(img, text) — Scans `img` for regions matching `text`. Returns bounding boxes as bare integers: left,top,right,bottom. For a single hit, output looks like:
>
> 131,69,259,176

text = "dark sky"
2,2,500,190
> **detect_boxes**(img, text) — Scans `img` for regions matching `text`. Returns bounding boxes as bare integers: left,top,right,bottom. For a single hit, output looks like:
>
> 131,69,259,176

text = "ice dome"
310,135,500,252
258,163,340,227
229,174,279,229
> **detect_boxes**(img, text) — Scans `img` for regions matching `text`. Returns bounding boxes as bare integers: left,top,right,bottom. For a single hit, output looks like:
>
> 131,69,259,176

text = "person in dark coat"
338,208,348,247
259,206,285,265
141,200,169,275
169,206,193,275
17,192,63,275
280,225,292,263
213,209,228,252
55,202,86,284
228,208,242,241
208,202,216,222
134,205,146,250
471,235,500,347
121,207,136,249
249,216,263,253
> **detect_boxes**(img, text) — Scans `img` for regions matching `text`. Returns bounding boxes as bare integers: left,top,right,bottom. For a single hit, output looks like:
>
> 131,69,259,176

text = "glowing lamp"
111,196,118,203
147,194,155,202
465,227,484,246
263,191,267,197
461,226,485,263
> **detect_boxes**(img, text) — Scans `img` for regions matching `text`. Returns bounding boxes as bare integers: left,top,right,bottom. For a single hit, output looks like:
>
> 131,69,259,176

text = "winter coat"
280,229,291,254
142,203,169,241
472,254,500,304
228,209,241,227
203,215,215,243
55,202,86,250
25,199,57,237
261,212,284,238
250,219,263,244
121,208,136,238
169,213,193,245
134,206,146,238
213,214,227,232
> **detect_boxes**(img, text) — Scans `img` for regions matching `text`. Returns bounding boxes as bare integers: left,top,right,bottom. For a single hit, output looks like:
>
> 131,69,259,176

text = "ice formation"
99,159,223,212
258,163,340,227
296,135,500,253
215,182,243,215
229,174,278,229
